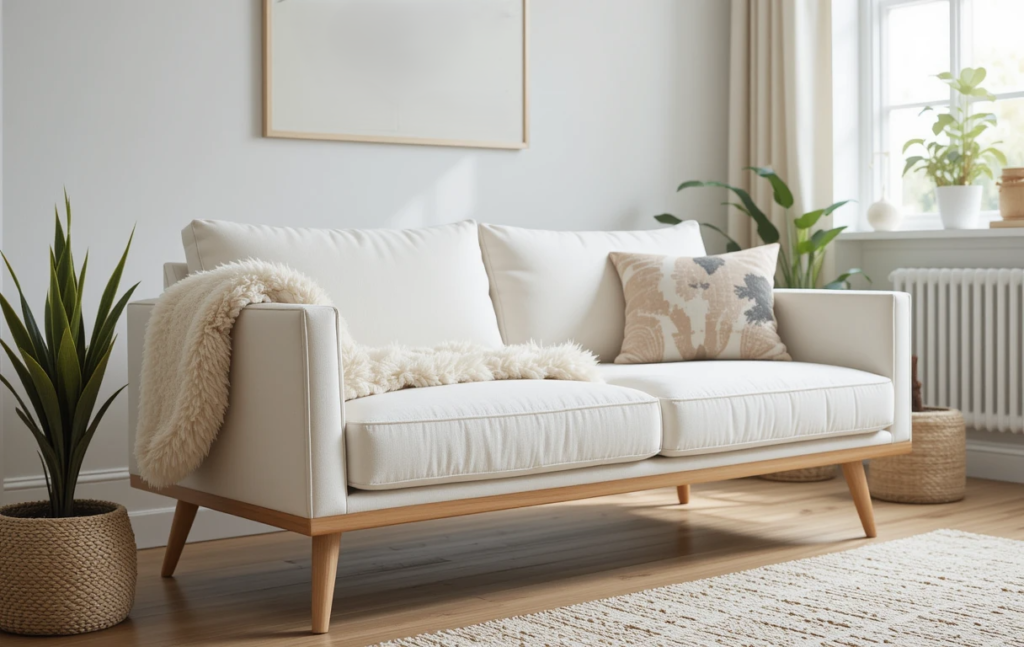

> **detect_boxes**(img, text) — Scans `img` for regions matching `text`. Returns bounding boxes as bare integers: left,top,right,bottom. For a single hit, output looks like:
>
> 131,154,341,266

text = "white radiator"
890,268,1024,433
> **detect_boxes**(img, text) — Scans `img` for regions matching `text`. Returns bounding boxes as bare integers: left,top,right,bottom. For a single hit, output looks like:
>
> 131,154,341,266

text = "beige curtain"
727,0,833,250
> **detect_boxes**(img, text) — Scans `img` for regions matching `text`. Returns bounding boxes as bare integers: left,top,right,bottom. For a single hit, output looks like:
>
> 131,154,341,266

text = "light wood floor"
8,477,1024,646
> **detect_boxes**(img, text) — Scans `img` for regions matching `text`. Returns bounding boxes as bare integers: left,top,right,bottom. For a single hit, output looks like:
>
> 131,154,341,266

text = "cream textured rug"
376,530,1024,646
136,260,599,487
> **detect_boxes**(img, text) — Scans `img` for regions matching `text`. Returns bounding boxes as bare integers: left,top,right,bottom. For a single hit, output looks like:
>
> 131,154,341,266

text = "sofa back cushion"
182,219,502,348
479,222,705,362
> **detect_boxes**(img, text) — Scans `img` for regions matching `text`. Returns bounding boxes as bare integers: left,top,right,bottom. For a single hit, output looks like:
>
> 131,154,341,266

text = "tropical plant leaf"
66,385,127,501
677,181,779,244
1,340,48,438
0,293,38,362
793,200,852,230
2,195,133,517
56,329,82,418
698,222,743,253
903,156,925,176
983,147,1008,166
53,206,66,263
902,139,925,154
823,268,872,290
796,226,846,255
89,226,134,352
745,166,794,209
933,113,956,135
654,213,682,225
722,202,751,217
71,343,113,450
2,252,49,368
86,283,138,375
21,351,64,461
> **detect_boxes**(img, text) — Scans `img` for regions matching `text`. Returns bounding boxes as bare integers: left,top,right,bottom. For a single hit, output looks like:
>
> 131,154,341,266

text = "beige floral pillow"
610,244,790,364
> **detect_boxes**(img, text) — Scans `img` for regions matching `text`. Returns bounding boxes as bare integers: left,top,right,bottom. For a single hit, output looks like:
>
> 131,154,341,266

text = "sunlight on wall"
389,156,477,227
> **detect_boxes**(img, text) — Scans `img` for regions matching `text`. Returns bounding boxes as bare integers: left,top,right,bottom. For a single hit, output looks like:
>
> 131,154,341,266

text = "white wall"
1,0,732,544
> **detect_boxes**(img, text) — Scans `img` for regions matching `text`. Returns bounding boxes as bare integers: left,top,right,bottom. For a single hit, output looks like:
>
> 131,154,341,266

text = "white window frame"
865,0,1024,230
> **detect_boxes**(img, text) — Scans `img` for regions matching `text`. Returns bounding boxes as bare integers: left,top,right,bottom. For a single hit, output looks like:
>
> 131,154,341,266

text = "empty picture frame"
263,0,529,149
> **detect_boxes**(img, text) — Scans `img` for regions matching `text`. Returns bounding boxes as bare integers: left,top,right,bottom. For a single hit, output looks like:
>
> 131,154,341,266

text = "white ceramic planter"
936,185,983,229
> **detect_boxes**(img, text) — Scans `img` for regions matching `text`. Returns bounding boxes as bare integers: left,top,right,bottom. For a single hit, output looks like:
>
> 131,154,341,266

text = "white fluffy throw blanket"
135,259,600,487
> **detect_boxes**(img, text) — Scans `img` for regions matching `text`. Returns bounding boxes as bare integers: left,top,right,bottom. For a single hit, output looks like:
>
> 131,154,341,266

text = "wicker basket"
760,464,838,482
869,407,966,504
0,500,137,636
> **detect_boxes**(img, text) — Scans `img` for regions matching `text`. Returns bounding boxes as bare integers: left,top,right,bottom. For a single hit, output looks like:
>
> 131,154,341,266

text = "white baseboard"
3,467,281,550
130,505,280,550
966,439,1024,484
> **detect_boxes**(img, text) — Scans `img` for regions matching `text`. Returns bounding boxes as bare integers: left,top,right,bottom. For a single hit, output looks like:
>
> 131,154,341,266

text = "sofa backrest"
181,219,502,348
479,222,705,362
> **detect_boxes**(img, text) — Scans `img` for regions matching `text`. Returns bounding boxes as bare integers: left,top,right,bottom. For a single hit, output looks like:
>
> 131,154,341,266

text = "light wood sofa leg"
161,501,199,577
841,461,877,538
311,533,342,635
676,484,690,505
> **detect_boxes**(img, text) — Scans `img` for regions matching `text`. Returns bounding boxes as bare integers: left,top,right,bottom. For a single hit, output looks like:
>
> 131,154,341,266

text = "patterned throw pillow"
609,244,791,364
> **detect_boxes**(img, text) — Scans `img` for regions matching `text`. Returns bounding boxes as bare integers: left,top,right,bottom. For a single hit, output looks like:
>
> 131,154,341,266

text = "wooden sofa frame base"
132,440,910,635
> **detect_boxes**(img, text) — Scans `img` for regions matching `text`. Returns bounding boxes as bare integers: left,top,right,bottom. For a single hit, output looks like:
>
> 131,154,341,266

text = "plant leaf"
21,350,64,462
89,226,134,352
86,283,138,376
902,139,925,154
745,166,795,209
698,222,743,253
796,226,846,255
793,200,852,230
677,181,779,244
56,328,82,419
653,214,682,225
823,268,872,290
2,252,49,369
72,343,113,451
983,147,1008,166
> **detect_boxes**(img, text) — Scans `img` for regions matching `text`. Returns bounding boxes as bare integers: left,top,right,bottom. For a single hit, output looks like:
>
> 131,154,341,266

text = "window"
871,0,1024,228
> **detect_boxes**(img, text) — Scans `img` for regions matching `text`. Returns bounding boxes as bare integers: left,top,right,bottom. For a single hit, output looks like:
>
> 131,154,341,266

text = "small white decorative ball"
867,198,902,232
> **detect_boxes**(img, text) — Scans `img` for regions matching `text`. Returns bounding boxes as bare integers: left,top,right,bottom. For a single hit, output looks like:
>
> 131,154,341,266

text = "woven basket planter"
869,407,966,504
0,500,137,636
760,464,838,482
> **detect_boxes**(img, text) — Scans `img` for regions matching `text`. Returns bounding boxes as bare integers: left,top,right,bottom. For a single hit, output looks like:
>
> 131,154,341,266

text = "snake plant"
655,166,870,290
0,193,136,517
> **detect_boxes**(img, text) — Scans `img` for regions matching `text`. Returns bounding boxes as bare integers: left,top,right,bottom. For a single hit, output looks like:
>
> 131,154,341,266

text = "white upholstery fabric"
775,290,911,444
181,219,502,348
345,380,661,490
345,430,894,513
163,262,189,289
478,222,706,362
128,301,349,518
599,362,894,456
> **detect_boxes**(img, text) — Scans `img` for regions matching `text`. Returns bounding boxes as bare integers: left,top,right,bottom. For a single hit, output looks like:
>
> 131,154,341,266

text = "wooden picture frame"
263,0,529,150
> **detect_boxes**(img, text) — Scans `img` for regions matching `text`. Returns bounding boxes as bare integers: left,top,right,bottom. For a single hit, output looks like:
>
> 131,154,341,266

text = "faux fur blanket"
135,260,600,487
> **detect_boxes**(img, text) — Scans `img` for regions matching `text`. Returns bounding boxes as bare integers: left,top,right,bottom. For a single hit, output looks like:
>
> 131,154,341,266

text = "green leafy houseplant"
0,193,136,518
902,67,1006,186
655,166,870,289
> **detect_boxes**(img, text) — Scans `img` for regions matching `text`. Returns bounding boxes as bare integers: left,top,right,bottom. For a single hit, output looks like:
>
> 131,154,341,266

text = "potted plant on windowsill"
654,167,869,482
0,194,138,636
902,67,1007,230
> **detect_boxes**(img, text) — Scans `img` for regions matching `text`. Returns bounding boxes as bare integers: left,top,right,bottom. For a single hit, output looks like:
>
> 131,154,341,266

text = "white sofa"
127,219,911,634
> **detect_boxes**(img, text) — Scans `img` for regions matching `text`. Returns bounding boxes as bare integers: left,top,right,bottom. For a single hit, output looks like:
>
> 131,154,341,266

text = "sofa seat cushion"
345,380,662,490
599,361,894,457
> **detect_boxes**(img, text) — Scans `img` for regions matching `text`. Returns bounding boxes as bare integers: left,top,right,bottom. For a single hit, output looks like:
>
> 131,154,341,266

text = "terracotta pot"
0,500,137,636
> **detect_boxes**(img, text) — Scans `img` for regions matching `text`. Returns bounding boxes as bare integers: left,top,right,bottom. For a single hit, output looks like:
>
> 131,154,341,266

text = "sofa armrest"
128,300,348,518
773,289,911,444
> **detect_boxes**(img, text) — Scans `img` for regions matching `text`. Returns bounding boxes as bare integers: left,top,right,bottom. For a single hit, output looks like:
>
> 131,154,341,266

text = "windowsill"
838,227,1024,241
